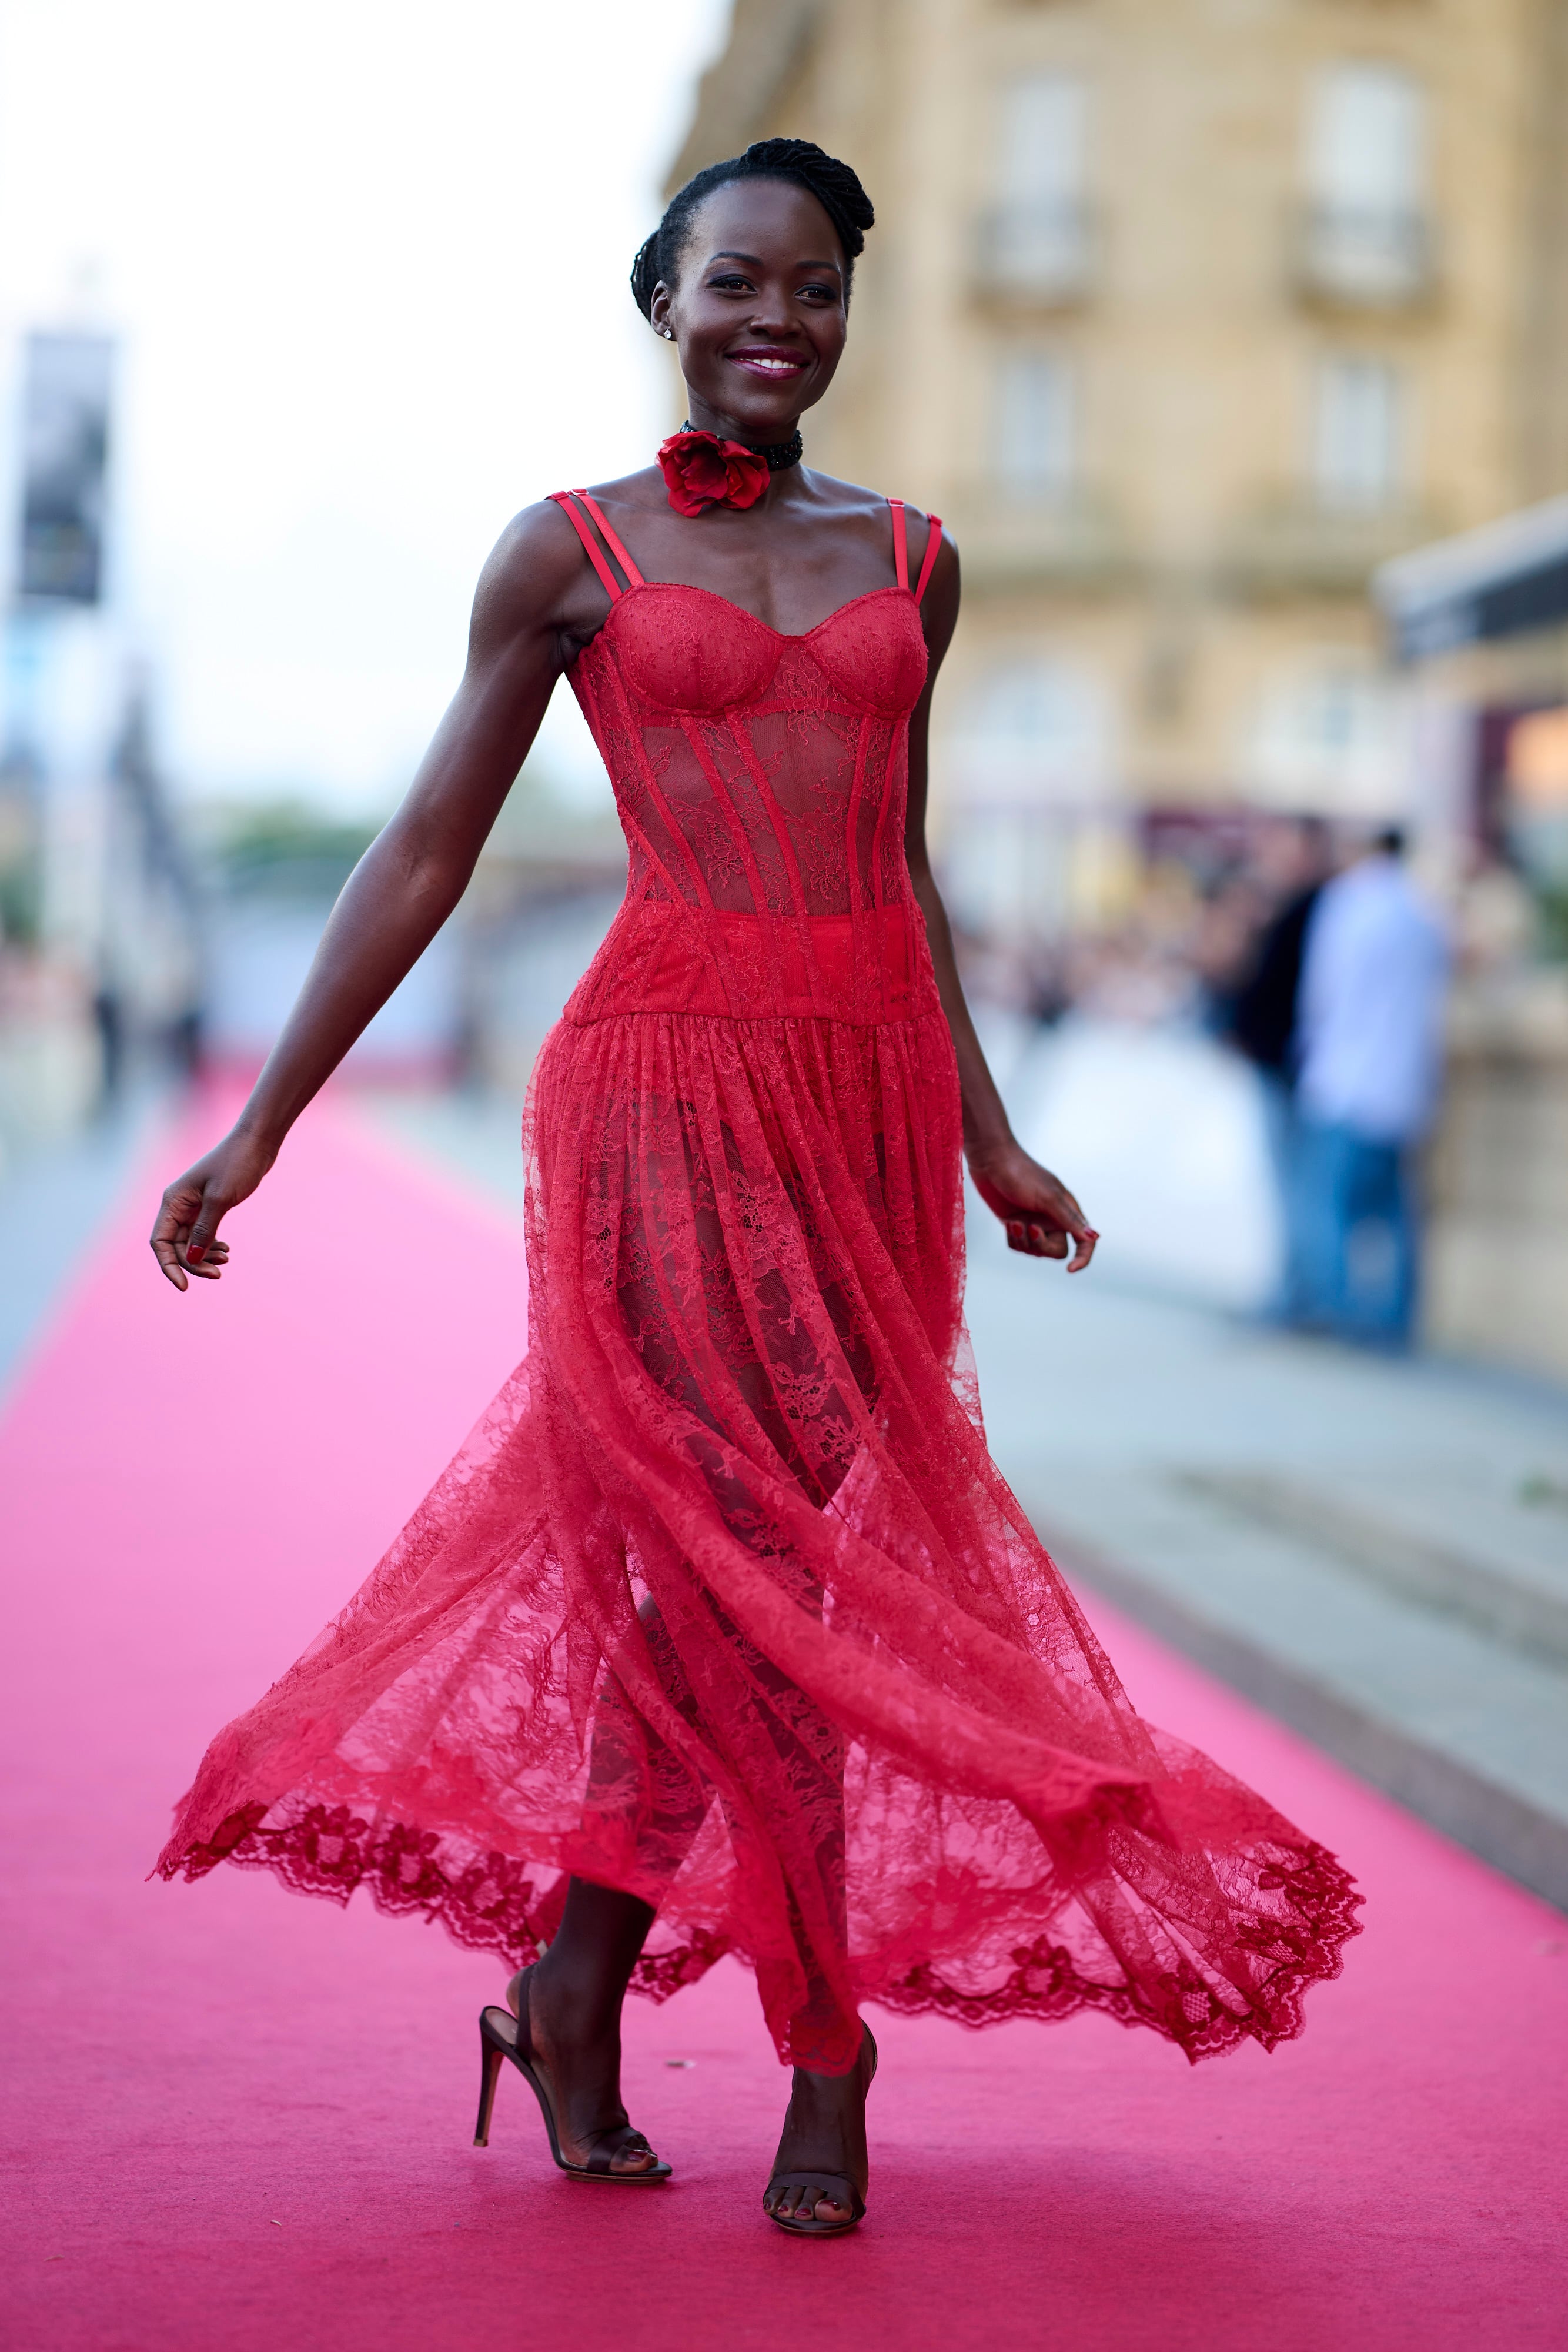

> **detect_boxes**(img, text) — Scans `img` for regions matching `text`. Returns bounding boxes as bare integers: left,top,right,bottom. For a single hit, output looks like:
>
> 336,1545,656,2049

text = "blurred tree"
215,801,382,901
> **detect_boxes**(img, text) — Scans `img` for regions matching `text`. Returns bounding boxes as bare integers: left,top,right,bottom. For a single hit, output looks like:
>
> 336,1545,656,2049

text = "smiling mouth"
728,350,808,379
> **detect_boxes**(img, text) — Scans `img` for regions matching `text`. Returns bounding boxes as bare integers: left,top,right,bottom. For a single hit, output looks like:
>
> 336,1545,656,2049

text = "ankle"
788,2063,861,2112
531,1953,626,2042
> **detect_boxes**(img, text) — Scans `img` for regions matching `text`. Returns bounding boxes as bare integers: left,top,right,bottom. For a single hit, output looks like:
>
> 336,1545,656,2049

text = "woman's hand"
967,1138,1099,1271
149,1130,278,1291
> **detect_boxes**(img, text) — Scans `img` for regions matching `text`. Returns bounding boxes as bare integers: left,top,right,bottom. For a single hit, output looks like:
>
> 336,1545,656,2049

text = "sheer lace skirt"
157,1004,1360,2071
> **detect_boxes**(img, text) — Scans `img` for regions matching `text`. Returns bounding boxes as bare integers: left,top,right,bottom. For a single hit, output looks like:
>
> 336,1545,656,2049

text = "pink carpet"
3,1090,1564,2352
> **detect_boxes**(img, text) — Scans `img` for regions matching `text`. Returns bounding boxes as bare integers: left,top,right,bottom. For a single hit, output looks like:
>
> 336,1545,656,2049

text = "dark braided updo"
630,138,875,319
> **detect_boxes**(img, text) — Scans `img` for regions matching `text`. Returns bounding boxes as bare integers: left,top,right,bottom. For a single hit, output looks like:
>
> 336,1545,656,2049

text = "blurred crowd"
1202,818,1447,1350
952,808,1556,1352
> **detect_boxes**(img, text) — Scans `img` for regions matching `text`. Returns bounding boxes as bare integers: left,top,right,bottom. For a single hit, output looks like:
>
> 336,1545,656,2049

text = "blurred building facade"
673,0,1568,943
673,0,1568,1380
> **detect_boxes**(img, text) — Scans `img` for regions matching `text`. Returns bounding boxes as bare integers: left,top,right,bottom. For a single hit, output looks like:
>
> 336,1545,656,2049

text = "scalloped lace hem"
156,1799,1363,2066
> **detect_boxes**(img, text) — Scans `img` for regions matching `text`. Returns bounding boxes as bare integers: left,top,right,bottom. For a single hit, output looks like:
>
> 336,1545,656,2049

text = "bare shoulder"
468,489,627,642
809,470,959,560
892,493,959,616
476,496,586,609
486,467,667,579
897,496,958,577
803,469,901,523
470,469,674,656
917,513,959,596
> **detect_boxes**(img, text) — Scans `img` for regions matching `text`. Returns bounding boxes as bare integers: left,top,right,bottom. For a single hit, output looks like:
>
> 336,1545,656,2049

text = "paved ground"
4,1086,1566,2352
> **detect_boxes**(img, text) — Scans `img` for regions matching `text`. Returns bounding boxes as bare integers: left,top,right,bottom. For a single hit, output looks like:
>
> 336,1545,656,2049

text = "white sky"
0,0,729,810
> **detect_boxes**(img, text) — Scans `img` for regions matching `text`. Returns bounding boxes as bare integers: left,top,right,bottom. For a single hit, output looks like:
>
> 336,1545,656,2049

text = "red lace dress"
157,490,1360,2073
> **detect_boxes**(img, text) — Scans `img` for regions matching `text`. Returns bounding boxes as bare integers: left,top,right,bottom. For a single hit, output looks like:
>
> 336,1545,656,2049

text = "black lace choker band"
684,422,803,473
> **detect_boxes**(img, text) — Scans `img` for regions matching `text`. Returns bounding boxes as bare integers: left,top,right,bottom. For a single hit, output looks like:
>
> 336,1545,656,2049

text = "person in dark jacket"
1221,816,1332,1319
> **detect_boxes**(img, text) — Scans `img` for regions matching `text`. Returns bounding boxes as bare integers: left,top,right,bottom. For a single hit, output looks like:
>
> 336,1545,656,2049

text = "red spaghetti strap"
573,490,646,589
913,512,944,606
888,496,909,592
549,492,626,602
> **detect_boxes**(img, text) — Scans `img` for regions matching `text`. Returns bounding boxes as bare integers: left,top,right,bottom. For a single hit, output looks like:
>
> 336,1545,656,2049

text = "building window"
1249,657,1400,813
943,657,1116,946
977,73,1092,300
954,657,1110,806
1001,72,1088,210
1313,356,1402,509
1301,62,1430,302
994,351,1076,497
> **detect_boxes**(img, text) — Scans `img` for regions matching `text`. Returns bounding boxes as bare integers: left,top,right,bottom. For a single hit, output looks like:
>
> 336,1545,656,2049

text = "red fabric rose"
658,429,771,516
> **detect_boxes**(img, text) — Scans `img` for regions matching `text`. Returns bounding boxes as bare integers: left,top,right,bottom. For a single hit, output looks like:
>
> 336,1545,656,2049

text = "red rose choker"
657,425,804,517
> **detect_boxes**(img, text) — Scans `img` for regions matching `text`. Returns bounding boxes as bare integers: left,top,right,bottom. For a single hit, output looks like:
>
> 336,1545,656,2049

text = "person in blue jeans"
1293,828,1450,1348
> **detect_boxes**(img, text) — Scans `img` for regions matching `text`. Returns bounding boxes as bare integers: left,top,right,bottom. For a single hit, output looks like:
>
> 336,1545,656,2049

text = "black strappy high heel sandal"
473,1964,672,2183
763,2024,877,2237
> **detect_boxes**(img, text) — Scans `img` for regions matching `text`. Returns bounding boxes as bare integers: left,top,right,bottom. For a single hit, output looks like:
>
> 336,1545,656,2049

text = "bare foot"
512,1962,664,2176
763,2027,874,2227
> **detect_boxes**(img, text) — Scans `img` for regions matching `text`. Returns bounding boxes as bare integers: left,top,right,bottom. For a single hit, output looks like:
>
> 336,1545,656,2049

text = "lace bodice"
551,490,944,1024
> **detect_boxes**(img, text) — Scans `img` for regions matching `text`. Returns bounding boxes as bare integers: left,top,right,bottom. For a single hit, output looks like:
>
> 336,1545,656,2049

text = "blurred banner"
16,333,113,604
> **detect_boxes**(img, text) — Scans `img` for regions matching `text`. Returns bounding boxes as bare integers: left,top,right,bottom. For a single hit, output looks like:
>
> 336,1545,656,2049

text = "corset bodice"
551,493,947,1027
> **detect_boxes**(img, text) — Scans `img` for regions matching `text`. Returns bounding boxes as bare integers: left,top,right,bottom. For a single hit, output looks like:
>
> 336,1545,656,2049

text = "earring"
662,327,673,340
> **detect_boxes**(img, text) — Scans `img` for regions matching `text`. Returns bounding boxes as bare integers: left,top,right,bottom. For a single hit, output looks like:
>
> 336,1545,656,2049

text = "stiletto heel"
472,1966,671,2183
474,2029,506,2147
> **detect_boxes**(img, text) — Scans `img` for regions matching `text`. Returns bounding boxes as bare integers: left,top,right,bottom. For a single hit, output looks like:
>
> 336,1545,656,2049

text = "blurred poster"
16,333,113,603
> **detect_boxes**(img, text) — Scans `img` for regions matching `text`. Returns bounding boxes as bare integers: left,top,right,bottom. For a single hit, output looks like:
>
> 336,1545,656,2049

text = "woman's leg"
593,1120,876,2210
523,1597,710,2175
763,2037,874,2226
724,1621,868,2228
554,1586,868,2209
527,1876,663,2173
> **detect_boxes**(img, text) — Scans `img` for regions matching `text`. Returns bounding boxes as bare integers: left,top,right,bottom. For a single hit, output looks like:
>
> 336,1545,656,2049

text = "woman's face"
651,178,848,441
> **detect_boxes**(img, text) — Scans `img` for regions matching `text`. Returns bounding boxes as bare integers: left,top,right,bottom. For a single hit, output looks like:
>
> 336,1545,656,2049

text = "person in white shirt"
1292,828,1450,1347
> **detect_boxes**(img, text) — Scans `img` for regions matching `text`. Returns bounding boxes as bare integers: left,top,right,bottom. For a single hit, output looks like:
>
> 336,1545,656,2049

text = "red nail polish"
187,1245,205,1264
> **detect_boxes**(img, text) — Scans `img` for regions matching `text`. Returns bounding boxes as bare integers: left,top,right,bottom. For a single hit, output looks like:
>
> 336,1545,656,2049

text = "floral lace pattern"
156,534,1362,2073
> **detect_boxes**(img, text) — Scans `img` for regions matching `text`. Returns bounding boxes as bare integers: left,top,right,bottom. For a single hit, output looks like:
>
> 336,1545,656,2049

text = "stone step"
1017,1465,1568,1915
1174,1467,1568,1668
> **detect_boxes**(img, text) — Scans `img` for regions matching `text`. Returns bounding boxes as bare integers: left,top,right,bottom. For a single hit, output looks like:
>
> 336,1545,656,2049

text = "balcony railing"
948,485,1134,591
1293,203,1436,308
1218,490,1448,599
972,201,1095,306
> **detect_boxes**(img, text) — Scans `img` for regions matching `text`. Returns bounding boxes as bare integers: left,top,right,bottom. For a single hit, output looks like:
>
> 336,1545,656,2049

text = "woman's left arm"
903,523,1098,1270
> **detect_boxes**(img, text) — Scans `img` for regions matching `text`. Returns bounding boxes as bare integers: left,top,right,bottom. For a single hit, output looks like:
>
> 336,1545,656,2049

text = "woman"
152,139,1359,2237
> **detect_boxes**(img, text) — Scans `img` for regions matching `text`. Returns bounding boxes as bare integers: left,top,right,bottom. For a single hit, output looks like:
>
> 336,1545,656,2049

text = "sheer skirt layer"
157,1001,1360,2072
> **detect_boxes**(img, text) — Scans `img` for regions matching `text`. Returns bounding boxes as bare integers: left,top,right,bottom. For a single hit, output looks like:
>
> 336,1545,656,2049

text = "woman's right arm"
150,502,594,1290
